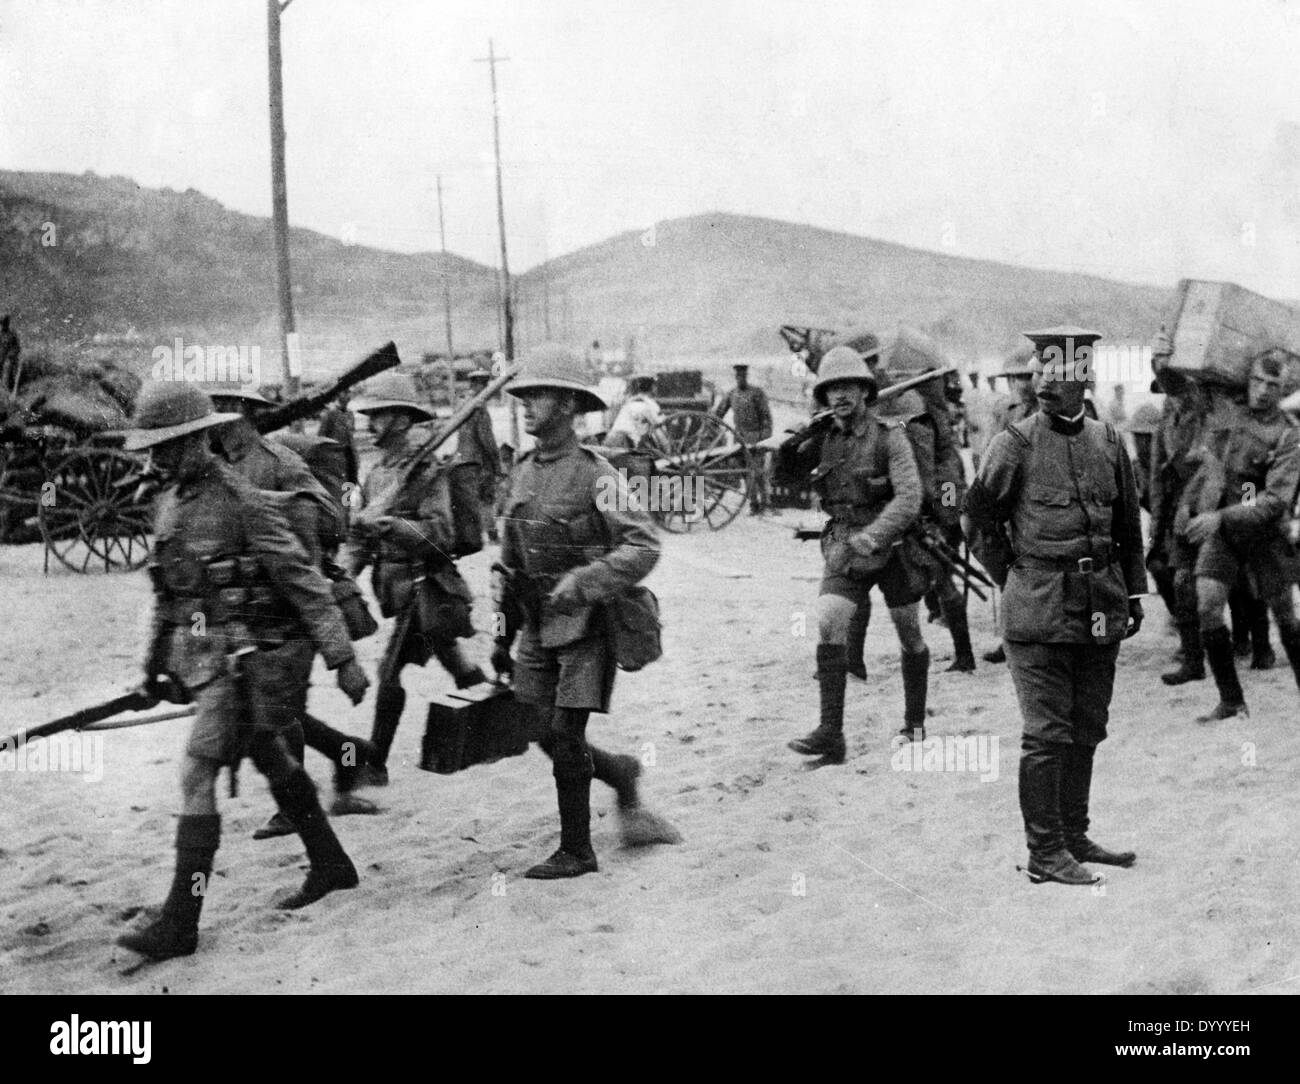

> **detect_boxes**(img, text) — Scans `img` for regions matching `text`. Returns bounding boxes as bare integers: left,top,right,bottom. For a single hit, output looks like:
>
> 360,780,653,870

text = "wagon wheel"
39,447,154,573
640,410,752,532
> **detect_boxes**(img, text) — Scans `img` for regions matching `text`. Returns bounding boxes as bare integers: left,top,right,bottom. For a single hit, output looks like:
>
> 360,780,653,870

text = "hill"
514,212,1174,361
0,170,502,378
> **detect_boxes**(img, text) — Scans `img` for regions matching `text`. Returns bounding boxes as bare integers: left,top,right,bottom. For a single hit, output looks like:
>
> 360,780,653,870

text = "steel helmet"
123,382,241,450
508,343,608,413
352,372,435,421
813,345,878,406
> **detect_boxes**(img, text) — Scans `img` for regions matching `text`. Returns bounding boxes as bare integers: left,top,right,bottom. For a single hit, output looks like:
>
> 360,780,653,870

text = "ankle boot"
941,599,975,672
789,644,847,761
1199,626,1248,721
899,647,930,740
367,684,406,778
432,639,488,689
117,814,220,959
272,770,359,909
1161,622,1205,685
845,600,870,681
1278,620,1300,692
1061,744,1136,867
526,754,598,879
590,746,641,809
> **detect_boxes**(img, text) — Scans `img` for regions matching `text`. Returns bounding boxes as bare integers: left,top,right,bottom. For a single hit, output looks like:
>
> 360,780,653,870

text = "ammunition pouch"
604,586,663,672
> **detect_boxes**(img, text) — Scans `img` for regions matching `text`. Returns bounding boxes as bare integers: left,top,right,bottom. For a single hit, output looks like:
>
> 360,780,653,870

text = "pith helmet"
352,372,435,421
832,328,882,364
123,382,241,450
200,379,272,406
813,345,878,406
508,343,607,412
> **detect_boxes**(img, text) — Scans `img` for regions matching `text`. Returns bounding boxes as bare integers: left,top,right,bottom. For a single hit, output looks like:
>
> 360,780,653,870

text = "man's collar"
1046,409,1086,435
533,430,580,462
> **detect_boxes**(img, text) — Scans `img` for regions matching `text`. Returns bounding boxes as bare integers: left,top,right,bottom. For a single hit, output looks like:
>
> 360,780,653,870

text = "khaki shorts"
1196,529,1298,599
820,550,926,608
513,625,616,713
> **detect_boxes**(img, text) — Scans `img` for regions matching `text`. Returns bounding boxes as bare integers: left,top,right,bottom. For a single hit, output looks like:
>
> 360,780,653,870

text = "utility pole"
476,38,516,444
267,0,298,399
436,174,456,405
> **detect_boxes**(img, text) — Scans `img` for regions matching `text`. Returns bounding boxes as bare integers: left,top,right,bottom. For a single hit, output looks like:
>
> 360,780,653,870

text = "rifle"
255,341,402,435
1,690,194,751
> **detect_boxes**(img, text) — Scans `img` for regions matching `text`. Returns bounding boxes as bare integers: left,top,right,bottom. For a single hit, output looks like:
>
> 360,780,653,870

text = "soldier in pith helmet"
116,382,369,960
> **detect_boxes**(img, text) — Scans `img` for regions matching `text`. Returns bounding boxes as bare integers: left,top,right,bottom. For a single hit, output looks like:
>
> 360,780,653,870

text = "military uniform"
118,382,365,961
455,387,503,543
965,327,1144,885
714,368,773,512
496,343,679,878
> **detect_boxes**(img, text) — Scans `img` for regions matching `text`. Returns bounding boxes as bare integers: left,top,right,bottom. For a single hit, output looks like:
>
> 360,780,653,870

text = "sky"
3,0,1300,295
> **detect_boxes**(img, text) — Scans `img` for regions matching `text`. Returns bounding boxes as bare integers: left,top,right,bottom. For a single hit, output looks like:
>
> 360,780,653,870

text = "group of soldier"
105,320,1300,962
114,346,680,962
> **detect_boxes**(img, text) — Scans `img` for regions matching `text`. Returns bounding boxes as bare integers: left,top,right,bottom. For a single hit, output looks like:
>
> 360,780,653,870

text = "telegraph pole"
436,174,456,404
476,38,515,443
267,0,298,398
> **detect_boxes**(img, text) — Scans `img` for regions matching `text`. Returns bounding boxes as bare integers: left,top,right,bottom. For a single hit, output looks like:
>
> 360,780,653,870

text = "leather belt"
1014,552,1113,573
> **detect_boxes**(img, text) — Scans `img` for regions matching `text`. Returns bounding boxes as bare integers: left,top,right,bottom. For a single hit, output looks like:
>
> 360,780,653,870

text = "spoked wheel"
39,447,154,573
640,410,752,532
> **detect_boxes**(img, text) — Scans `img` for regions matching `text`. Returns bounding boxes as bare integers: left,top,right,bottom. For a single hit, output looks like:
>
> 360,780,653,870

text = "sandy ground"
2,509,1298,996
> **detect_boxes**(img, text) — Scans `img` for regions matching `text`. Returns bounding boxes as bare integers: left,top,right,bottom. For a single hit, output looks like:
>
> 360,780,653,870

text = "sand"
2,512,1298,995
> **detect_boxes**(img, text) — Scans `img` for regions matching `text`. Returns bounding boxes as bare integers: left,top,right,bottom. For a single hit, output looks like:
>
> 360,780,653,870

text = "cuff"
320,644,354,670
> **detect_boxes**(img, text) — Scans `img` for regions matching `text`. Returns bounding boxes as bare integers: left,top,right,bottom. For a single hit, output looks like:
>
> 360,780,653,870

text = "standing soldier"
343,372,486,786
713,363,774,514
492,344,681,878
317,387,359,486
117,383,369,960
205,382,379,831
965,327,1145,886
1182,350,1300,720
782,345,930,763
456,368,504,543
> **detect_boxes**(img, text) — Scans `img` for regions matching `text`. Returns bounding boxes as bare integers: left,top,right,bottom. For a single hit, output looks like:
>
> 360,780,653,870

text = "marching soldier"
342,372,486,786
783,345,931,763
493,343,681,878
965,327,1145,886
1182,350,1300,720
117,382,369,960
205,382,379,831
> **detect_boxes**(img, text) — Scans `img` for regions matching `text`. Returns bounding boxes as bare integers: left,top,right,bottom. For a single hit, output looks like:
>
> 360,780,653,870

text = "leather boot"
1061,744,1136,867
1230,586,1252,658
365,684,406,784
1161,622,1205,685
584,746,683,846
117,814,220,960
1250,605,1275,670
272,770,359,909
1199,626,1248,721
789,643,847,762
983,643,1006,664
331,733,380,816
526,753,599,879
1277,620,1300,692
845,599,870,681
899,647,930,740
941,599,976,672
1019,742,1099,885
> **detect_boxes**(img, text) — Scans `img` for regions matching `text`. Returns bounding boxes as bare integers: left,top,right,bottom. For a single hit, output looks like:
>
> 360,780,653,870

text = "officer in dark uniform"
342,372,486,786
1183,350,1300,720
205,382,379,832
117,382,370,960
456,368,503,544
713,363,774,513
317,387,359,486
783,345,929,764
493,343,681,878
965,327,1145,886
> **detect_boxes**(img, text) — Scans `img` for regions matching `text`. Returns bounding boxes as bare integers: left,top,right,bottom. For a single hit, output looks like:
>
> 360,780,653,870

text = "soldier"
1183,350,1300,720
456,368,504,544
317,387,359,486
205,382,379,832
343,372,486,786
117,383,369,960
713,363,773,514
783,345,930,764
606,374,663,449
492,343,681,878
965,327,1145,886
1148,335,1211,685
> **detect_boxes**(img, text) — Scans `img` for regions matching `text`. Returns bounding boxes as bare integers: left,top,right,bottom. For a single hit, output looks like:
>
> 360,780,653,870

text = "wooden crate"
1168,279,1300,387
